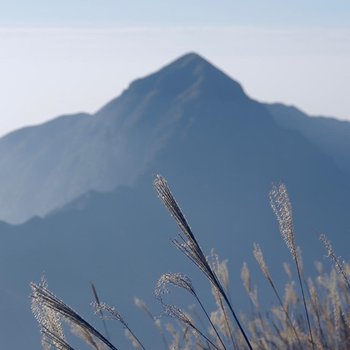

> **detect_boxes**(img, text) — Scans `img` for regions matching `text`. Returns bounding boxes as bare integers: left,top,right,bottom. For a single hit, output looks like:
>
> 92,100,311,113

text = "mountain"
266,103,350,174
0,53,350,349
1,53,350,224
0,53,246,224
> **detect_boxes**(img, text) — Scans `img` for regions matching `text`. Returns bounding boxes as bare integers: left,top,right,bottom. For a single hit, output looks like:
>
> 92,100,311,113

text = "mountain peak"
169,52,210,67
151,52,246,98
98,52,247,117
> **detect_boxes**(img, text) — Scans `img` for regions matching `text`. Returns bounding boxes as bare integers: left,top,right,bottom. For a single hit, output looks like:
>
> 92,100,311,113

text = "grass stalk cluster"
31,176,350,349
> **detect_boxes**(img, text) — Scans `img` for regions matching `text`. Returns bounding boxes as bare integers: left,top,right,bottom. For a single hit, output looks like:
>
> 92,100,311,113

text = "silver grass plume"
270,183,296,260
93,302,146,350
163,305,220,350
241,263,258,308
209,250,230,294
31,282,119,350
155,272,226,349
320,233,350,290
93,302,128,328
164,304,195,328
91,282,110,342
209,251,235,346
155,273,195,301
31,277,68,350
154,174,253,350
253,243,302,347
124,329,142,350
70,323,107,350
154,175,217,287
41,326,75,350
253,243,272,284
270,183,314,349
134,297,169,349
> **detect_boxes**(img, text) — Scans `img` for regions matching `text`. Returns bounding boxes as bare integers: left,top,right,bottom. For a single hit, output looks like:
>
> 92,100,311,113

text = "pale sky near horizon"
0,1,349,137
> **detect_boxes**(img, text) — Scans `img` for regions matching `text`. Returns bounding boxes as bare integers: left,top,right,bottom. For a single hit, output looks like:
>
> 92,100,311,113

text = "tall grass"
31,176,350,349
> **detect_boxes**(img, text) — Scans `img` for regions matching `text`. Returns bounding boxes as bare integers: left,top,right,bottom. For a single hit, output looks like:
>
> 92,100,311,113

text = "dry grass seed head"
155,273,195,302
31,283,118,350
270,183,297,260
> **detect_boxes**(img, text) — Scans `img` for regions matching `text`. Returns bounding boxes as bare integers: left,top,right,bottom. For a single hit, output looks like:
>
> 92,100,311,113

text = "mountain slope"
0,53,247,223
266,103,350,174
0,53,350,349
1,53,350,224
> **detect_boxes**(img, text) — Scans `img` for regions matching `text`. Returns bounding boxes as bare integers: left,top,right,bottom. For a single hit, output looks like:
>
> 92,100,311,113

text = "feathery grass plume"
307,277,327,347
163,304,220,350
283,262,293,280
209,252,236,348
41,325,76,350
320,234,350,290
330,270,342,339
241,263,258,308
188,304,215,349
70,323,107,350
93,302,146,350
155,272,226,349
154,174,253,350
31,277,69,350
31,282,119,350
209,250,230,294
253,243,302,348
91,282,110,342
318,267,349,347
124,329,143,350
134,297,153,321
253,244,272,284
165,323,183,349
155,273,195,299
134,297,169,349
270,184,296,260
270,183,315,349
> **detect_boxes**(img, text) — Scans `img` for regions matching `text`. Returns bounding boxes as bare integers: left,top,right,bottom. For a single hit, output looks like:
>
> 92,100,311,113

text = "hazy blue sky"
1,1,349,136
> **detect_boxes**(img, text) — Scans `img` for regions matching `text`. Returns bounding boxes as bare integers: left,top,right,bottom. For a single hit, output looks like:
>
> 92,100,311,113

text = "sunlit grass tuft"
31,176,350,349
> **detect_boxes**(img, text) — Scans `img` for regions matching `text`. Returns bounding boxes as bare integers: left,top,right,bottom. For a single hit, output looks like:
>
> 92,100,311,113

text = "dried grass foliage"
31,176,350,349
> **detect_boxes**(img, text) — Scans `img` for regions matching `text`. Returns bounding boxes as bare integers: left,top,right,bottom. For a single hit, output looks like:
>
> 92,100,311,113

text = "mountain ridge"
0,52,349,225
0,53,350,349
0,53,253,223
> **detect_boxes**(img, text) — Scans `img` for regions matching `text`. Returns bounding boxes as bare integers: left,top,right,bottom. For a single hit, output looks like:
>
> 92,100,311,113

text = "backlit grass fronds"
163,304,220,350
93,302,146,350
155,272,226,349
31,277,69,350
270,183,315,349
41,325,75,350
209,250,230,294
253,244,271,283
70,323,107,350
31,282,119,350
209,252,235,347
270,184,296,260
31,177,350,350
241,263,258,308
253,243,302,348
154,174,253,350
320,233,350,290
91,282,110,342
134,297,169,349
155,273,195,300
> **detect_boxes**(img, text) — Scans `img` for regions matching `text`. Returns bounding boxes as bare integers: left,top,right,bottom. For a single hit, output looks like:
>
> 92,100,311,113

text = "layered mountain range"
0,53,349,349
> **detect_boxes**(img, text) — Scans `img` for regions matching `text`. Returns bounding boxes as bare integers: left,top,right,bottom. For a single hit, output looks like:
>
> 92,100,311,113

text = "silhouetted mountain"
0,53,247,224
267,103,350,174
0,53,350,349
1,53,349,224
